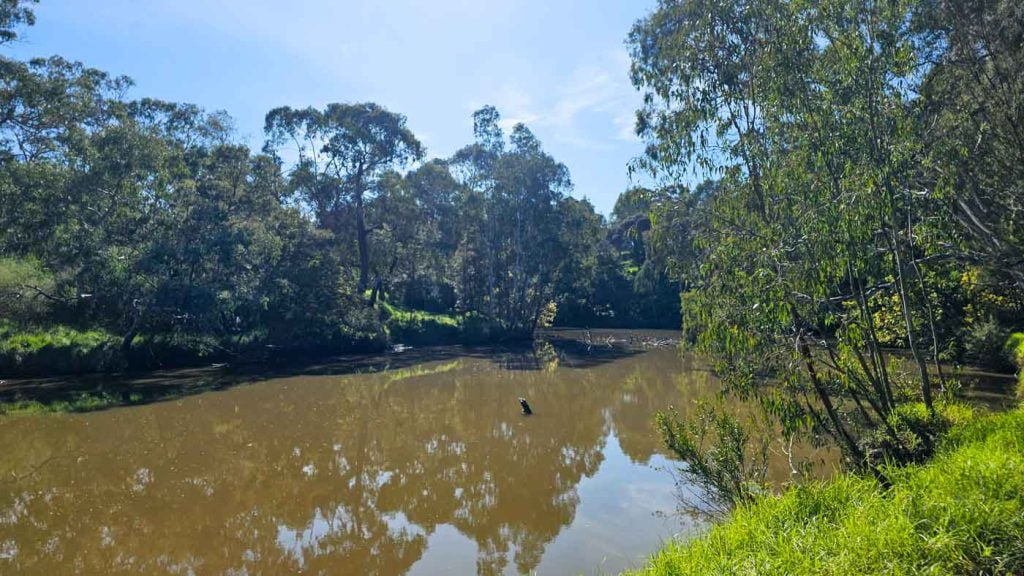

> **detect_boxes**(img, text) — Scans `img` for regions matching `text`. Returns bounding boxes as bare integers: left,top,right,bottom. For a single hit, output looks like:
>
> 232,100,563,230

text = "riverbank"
0,301,528,378
625,405,1024,575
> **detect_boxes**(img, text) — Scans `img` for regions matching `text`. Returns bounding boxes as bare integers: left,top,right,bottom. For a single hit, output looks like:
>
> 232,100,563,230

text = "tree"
264,103,425,292
917,0,1024,290
367,160,462,309
450,108,575,336
630,0,953,466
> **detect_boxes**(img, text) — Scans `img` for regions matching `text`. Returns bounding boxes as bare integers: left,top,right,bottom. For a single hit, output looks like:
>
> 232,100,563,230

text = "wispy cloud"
479,50,641,151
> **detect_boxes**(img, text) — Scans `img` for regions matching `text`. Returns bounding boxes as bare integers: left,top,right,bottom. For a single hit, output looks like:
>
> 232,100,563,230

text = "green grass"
379,300,463,345
625,407,1024,575
0,324,121,375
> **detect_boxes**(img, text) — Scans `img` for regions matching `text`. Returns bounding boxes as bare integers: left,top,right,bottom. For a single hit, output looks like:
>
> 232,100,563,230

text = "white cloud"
477,49,641,150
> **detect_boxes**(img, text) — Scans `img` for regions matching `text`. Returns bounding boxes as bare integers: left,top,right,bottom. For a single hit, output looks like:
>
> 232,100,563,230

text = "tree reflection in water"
0,331,831,575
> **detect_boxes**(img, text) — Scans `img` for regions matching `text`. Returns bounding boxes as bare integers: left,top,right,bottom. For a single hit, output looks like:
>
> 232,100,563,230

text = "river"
0,330,837,575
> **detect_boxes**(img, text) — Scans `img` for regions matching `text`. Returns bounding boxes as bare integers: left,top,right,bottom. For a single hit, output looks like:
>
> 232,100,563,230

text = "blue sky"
8,0,656,216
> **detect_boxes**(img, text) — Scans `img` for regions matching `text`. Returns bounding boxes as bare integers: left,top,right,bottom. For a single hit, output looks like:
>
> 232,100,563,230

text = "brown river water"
0,330,841,575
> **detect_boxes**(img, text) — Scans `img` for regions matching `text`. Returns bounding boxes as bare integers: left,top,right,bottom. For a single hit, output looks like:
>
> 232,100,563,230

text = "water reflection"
0,331,827,575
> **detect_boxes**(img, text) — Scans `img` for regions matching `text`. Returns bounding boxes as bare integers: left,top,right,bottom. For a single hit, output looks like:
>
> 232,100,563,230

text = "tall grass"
625,408,1024,575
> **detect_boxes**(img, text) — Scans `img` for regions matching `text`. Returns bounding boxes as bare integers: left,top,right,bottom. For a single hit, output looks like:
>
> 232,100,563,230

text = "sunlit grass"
625,408,1024,575
379,300,463,344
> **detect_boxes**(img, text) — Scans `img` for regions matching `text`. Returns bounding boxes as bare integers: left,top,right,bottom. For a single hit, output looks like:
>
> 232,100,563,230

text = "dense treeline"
0,1,678,375
630,0,1023,473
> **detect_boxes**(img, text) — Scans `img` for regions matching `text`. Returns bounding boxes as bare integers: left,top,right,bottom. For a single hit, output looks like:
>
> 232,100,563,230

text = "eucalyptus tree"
264,103,424,292
630,0,947,465
368,160,462,308
450,108,574,336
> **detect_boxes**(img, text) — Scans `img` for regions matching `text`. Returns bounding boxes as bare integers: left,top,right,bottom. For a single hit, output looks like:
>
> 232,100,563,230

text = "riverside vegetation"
623,0,1024,572
0,3,681,379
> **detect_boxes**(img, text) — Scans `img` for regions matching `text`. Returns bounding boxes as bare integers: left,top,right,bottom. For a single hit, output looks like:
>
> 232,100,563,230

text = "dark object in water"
518,397,533,416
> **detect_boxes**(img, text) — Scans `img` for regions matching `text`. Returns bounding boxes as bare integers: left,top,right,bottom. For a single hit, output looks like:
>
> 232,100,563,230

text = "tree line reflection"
0,340,817,575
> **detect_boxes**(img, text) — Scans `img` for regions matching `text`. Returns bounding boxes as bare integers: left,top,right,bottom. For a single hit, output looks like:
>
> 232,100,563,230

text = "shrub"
655,404,770,515
0,258,60,325
963,316,1013,371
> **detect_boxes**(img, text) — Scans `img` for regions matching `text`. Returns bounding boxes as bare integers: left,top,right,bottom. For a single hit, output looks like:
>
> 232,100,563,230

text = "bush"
963,316,1013,371
656,405,770,514
625,408,1024,576
0,258,60,324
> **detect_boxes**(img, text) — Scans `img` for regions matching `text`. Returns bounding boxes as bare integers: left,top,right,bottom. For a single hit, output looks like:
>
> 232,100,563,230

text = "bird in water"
518,397,533,416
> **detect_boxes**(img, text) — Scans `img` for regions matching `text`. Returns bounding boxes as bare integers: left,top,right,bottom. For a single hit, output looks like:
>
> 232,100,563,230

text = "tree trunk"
889,230,934,413
355,186,371,294
369,276,381,306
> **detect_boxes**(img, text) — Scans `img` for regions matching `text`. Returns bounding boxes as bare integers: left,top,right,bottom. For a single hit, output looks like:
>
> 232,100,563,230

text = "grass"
625,407,1024,575
379,300,464,345
0,323,121,375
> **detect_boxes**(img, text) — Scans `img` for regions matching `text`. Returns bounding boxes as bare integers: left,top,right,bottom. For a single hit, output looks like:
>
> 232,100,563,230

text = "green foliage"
0,324,120,375
918,0,1024,291
0,2,689,378
379,300,461,345
627,0,1024,469
1005,333,1024,400
626,408,1024,576
656,405,770,514
0,0,36,44
556,186,684,329
860,401,975,465
1005,333,1024,367
963,317,1014,372
0,257,59,324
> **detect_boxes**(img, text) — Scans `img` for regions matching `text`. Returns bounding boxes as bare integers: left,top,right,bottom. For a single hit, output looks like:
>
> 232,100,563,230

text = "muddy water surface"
0,330,833,575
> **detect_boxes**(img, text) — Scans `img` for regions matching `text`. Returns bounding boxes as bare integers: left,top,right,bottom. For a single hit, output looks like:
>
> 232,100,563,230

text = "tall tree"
451,108,574,336
264,103,424,292
917,0,1024,290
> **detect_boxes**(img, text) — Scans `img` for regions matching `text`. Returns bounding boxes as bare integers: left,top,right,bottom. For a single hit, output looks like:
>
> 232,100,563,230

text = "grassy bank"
626,406,1024,575
0,297,536,378
0,324,122,375
0,324,388,378
379,300,529,345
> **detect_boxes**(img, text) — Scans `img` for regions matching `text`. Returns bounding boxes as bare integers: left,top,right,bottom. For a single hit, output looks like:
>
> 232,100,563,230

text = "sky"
7,0,657,216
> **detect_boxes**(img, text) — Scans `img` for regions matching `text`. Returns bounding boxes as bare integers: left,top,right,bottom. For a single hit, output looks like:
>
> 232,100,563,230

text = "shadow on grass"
0,329,678,415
